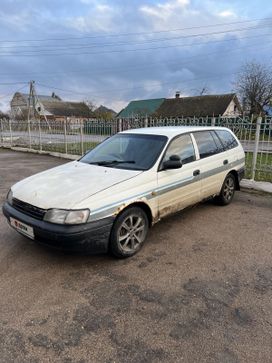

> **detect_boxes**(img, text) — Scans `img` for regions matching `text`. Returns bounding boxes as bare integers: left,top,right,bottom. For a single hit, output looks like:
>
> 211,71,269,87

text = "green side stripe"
89,158,244,221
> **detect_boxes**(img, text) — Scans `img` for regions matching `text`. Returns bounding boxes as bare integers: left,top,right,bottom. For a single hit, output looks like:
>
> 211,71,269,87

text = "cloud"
0,0,271,114
218,10,237,18
143,80,163,93
140,0,190,19
65,3,116,33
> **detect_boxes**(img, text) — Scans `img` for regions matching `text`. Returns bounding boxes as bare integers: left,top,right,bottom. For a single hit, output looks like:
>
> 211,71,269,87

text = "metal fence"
0,116,271,182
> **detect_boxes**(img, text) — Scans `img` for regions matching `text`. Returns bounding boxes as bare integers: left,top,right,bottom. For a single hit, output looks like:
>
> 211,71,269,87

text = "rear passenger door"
192,130,226,199
157,133,201,218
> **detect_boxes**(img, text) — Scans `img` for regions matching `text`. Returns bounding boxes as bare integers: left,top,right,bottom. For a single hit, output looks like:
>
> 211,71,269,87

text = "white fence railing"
0,116,271,182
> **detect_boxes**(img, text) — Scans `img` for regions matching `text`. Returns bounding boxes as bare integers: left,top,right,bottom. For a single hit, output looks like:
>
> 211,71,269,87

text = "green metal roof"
117,98,165,118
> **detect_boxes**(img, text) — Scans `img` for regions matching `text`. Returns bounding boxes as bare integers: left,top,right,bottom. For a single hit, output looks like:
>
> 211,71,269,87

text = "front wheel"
110,207,149,258
215,173,236,205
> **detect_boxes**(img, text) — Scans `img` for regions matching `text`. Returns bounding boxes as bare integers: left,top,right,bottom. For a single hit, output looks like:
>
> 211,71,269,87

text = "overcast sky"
0,0,272,112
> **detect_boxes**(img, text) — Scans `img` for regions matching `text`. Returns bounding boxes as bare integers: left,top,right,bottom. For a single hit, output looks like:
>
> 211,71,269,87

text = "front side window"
162,134,196,165
80,133,167,171
193,131,220,159
215,130,238,150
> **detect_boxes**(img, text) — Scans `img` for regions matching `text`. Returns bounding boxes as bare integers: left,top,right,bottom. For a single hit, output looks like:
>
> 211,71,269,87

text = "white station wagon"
3,126,245,257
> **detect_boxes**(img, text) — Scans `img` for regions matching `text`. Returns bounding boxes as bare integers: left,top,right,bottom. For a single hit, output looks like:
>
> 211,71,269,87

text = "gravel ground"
0,149,272,363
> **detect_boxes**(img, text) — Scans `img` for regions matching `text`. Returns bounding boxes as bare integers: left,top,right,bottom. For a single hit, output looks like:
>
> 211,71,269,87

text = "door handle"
223,159,228,165
193,169,200,176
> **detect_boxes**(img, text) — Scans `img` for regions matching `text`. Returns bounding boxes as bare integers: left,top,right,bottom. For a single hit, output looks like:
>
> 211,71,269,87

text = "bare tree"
191,86,209,96
84,100,96,111
83,100,96,117
235,62,272,116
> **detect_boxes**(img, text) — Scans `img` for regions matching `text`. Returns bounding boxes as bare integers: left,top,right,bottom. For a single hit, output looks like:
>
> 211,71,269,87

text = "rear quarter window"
193,131,221,159
215,130,238,150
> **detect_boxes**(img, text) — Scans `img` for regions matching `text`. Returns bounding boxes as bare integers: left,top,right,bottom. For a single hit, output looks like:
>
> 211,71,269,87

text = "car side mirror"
162,154,182,170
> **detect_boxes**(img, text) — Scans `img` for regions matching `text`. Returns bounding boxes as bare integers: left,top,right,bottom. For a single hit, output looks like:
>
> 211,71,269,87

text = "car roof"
120,126,230,138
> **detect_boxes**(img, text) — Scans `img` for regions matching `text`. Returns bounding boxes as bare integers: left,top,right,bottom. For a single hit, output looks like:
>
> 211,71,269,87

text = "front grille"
12,198,46,220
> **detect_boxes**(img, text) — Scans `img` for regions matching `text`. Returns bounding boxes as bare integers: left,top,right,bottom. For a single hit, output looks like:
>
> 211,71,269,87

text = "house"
117,98,165,118
10,92,92,121
0,110,9,119
117,93,242,118
94,105,117,119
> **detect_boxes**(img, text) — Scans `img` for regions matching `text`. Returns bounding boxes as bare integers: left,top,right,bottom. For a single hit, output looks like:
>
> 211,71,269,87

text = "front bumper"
2,202,114,253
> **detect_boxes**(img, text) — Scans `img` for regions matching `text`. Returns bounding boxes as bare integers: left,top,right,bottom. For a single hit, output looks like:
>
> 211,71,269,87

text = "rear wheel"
110,207,149,258
215,173,236,205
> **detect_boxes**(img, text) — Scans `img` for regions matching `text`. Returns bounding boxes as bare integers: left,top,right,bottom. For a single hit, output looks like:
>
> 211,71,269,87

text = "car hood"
12,161,142,209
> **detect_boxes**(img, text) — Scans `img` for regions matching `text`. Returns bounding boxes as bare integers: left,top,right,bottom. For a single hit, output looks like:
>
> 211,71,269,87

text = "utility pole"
31,79,51,132
27,80,35,149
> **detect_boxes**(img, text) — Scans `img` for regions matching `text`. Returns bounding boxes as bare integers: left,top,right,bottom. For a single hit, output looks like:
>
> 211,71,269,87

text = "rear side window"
163,134,196,165
193,131,220,159
215,130,238,150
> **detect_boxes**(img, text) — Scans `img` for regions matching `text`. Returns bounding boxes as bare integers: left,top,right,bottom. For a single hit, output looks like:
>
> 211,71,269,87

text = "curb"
240,179,272,194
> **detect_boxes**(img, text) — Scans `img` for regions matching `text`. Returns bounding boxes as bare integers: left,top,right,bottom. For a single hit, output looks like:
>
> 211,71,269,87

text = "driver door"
157,133,201,218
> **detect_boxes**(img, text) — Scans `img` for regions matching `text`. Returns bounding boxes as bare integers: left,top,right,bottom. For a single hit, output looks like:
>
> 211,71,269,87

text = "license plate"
10,217,34,239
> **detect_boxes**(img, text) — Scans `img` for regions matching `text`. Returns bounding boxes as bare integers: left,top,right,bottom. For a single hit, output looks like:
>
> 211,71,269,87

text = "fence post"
27,119,32,149
118,118,122,132
8,119,13,147
211,117,216,126
144,117,148,128
251,116,262,181
64,118,68,154
0,118,3,144
80,122,84,156
38,118,42,151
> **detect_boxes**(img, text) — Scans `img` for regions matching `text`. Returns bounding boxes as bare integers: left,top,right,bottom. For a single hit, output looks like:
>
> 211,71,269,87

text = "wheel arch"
114,201,153,227
228,170,240,190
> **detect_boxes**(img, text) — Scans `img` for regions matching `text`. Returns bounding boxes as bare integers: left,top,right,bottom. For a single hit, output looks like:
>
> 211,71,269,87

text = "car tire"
215,173,236,206
110,206,149,258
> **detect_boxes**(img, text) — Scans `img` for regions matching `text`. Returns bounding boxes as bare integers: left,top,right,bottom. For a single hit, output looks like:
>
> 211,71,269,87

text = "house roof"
117,98,165,118
20,93,62,103
95,105,117,115
13,92,91,117
41,101,90,117
155,93,241,117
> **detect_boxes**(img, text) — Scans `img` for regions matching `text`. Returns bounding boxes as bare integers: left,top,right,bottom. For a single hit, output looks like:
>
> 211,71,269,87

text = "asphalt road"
1,131,272,152
0,149,272,363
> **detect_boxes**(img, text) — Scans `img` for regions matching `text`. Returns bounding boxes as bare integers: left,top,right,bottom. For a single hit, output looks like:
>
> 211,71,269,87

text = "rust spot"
114,203,128,215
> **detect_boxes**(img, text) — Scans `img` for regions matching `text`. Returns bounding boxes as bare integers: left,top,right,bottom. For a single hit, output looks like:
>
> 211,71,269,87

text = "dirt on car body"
0,149,272,363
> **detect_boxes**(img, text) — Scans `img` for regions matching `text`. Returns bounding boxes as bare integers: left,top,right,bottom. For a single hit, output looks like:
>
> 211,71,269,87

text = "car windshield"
80,133,168,170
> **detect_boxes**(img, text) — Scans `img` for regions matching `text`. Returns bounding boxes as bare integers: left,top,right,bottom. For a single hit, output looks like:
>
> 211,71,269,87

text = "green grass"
245,152,272,182
234,130,271,141
32,141,99,155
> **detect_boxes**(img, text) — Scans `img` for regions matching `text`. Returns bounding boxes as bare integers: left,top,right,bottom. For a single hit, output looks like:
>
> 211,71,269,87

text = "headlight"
65,210,90,224
44,208,90,225
7,189,13,205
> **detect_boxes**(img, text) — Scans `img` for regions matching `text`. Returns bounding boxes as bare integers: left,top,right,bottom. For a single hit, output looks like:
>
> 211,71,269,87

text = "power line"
1,42,271,98
0,82,29,86
36,49,272,96
34,73,235,98
0,84,29,99
0,16,271,43
0,23,271,51
1,28,271,58
0,32,271,78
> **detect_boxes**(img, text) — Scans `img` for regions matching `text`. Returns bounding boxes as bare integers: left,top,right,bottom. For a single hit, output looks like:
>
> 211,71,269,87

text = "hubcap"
118,214,146,252
223,177,235,200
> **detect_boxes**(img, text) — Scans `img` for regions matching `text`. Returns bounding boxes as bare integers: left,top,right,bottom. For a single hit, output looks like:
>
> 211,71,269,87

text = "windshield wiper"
89,160,135,166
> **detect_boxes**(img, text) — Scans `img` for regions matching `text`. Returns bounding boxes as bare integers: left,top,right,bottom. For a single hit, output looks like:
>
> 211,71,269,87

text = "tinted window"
211,131,225,152
163,134,196,165
216,130,238,150
80,133,167,171
193,131,220,159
